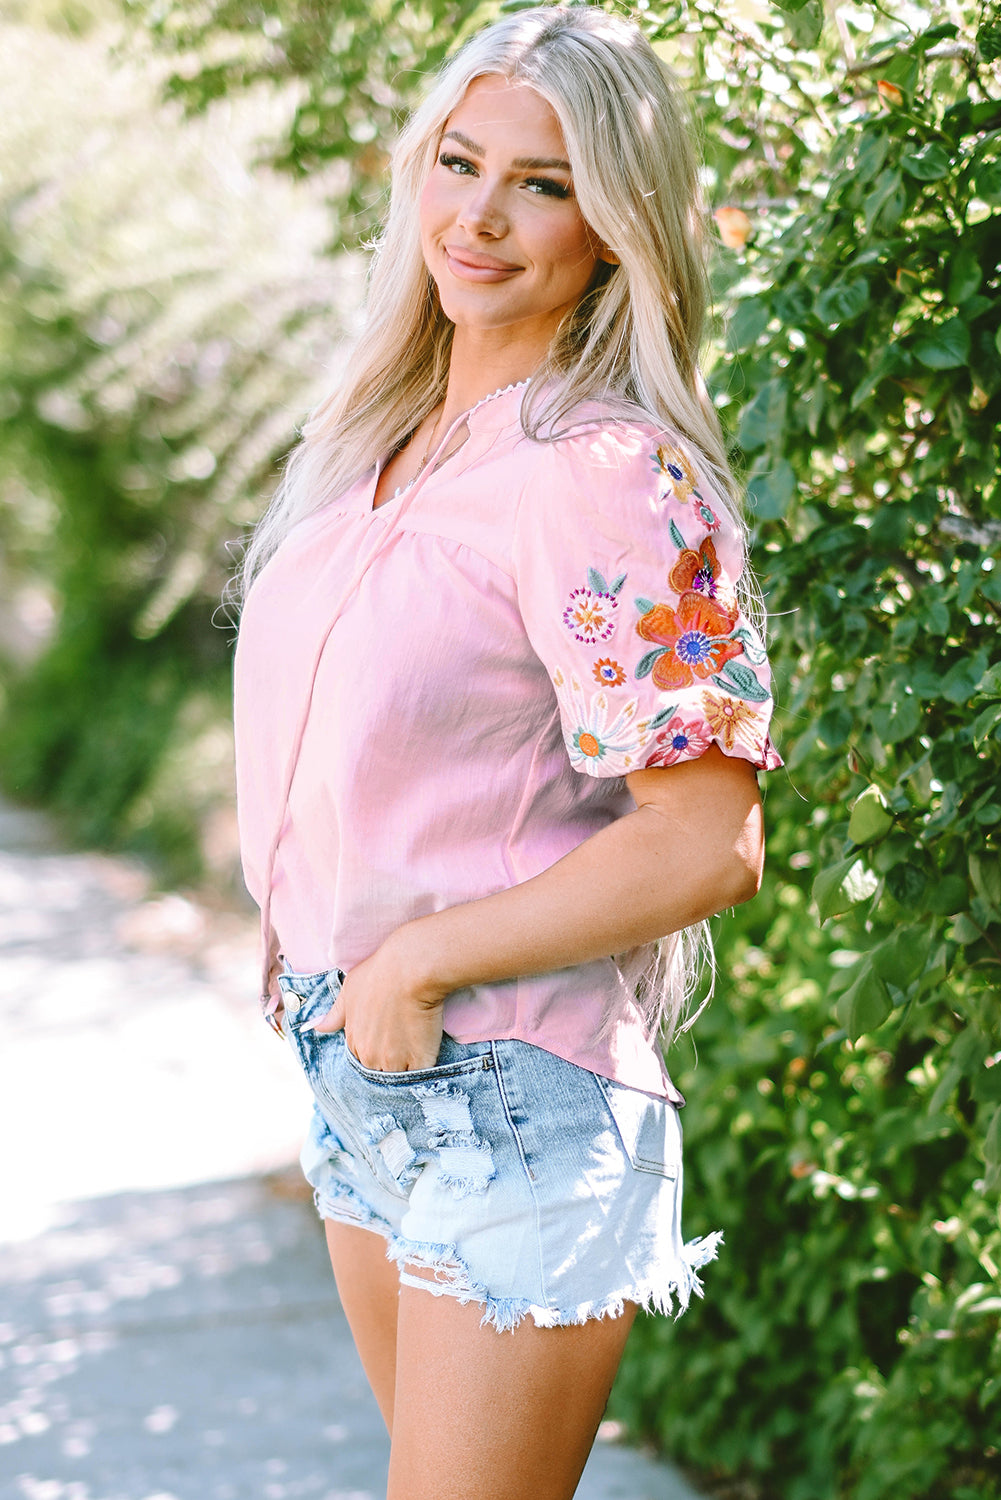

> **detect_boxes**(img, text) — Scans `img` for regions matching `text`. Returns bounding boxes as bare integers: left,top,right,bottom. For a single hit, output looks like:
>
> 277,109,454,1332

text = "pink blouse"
234,384,780,1100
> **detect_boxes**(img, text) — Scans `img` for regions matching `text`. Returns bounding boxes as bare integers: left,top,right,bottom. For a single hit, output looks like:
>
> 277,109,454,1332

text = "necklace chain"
406,407,446,490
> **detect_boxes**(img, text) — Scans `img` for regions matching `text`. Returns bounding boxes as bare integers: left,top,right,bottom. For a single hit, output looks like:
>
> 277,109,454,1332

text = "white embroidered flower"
561,587,617,643
553,669,644,776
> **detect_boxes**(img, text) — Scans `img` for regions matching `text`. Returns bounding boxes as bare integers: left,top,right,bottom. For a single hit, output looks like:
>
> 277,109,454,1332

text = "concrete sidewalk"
0,801,702,1500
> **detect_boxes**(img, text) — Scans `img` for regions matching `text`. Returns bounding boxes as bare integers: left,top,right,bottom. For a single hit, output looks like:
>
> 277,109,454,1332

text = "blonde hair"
244,4,748,1041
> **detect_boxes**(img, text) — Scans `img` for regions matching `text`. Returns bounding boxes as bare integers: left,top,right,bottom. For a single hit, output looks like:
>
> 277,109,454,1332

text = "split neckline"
371,379,530,513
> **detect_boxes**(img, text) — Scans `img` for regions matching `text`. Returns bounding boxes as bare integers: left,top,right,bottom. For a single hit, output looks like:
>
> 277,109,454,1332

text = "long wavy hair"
243,4,749,1041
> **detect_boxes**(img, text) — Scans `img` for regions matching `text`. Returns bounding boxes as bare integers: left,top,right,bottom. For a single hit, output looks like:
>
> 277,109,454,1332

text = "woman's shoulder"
522,399,732,539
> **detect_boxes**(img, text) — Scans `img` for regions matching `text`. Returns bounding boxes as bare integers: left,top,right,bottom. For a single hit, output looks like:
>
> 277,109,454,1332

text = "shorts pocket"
593,1074,680,1179
343,1038,494,1087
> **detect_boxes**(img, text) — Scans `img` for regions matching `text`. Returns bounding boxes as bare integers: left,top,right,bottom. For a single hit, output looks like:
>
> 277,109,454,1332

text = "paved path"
0,801,702,1500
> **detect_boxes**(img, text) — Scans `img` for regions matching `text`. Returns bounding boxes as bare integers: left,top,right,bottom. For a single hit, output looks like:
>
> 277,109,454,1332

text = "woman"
234,7,780,1497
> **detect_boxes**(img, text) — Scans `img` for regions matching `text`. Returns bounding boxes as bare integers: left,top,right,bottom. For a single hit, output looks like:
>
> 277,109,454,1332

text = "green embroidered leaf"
647,704,680,731
587,567,608,594
669,519,686,552
634,596,654,615
729,626,768,666
609,572,627,595
714,661,771,702
636,647,668,679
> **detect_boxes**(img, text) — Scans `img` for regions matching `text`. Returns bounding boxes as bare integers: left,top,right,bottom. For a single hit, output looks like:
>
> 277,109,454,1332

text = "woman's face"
420,74,611,348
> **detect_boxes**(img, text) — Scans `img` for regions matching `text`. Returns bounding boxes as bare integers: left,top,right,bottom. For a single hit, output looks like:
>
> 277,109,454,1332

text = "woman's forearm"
398,747,764,1005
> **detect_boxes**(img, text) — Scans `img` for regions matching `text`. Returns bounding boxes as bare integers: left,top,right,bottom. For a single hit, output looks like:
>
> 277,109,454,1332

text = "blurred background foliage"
0,0,999,1495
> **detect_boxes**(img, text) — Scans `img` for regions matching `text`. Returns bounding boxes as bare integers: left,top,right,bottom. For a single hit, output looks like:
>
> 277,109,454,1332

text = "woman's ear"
598,246,620,265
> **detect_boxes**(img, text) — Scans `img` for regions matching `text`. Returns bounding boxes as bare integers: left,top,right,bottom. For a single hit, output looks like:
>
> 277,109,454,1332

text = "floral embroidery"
702,691,761,752
668,536,731,603
562,587,617,642
593,658,627,687
635,593,742,691
652,442,698,502
696,499,720,533
644,714,714,768
561,567,626,644
553,669,642,776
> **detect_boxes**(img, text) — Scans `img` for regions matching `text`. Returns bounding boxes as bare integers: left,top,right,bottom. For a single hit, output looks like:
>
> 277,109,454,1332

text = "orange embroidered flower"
702,691,759,751
667,536,731,604
635,593,741,692
593,658,626,687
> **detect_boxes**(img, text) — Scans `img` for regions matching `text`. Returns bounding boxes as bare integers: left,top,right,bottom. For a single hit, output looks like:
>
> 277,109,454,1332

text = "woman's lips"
444,246,521,282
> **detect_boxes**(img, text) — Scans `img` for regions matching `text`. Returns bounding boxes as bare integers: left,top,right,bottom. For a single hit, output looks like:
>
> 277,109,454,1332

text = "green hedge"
613,4,1001,1494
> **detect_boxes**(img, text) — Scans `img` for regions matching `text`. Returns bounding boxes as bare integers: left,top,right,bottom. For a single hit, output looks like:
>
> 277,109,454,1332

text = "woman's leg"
388,1281,637,1500
324,1220,400,1432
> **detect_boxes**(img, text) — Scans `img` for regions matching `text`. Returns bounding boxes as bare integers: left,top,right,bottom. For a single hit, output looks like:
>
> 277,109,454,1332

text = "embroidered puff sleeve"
511,419,782,778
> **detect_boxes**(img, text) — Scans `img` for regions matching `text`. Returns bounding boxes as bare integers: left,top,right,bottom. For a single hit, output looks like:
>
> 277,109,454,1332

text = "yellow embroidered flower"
652,443,698,503
702,691,760,752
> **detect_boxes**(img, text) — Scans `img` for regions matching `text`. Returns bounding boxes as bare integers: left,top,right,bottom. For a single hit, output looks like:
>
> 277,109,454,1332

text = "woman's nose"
457,180,507,237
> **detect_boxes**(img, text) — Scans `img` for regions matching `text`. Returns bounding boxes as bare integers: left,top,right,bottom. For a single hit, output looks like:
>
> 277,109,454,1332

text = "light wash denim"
279,965,721,1332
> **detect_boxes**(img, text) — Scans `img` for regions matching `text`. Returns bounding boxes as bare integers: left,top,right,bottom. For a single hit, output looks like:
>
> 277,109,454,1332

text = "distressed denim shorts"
278,966,721,1333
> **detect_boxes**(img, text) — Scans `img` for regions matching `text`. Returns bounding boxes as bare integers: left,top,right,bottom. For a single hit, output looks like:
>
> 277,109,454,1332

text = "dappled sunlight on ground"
0,802,309,1242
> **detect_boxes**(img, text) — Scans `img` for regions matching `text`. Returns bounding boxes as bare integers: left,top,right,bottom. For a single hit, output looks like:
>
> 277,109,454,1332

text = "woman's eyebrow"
442,129,570,173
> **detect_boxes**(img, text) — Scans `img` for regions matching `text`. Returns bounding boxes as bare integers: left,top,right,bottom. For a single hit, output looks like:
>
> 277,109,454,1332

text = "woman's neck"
438,327,546,428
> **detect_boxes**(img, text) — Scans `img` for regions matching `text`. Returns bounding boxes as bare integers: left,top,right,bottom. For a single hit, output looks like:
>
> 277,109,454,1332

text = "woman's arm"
310,745,763,1070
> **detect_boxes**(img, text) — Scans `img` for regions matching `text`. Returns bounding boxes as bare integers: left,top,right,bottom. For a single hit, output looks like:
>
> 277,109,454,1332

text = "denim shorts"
278,966,721,1332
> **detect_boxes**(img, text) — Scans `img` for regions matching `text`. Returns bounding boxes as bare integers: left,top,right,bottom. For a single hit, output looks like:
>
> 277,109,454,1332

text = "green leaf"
950,913,983,944
941,649,989,705
871,925,932,987
872,692,921,744
850,345,900,411
913,316,970,370
983,1107,1001,1166
747,460,796,520
863,168,905,234
836,960,892,1040
970,853,1001,913
887,862,928,908
738,378,787,454
946,247,982,305
901,143,951,181
973,158,1001,206
848,785,893,845
927,875,968,915
714,662,770,703
646,704,679,732
854,130,890,186
781,0,823,48
635,647,666,679
726,298,770,352
669,518,686,551
813,855,876,922
587,567,608,594
814,278,869,326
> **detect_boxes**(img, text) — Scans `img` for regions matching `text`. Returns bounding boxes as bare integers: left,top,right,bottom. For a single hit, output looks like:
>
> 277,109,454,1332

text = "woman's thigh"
388,1283,637,1500
325,1220,400,1432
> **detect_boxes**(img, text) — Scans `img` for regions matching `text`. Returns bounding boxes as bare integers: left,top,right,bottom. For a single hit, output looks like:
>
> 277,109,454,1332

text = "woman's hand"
306,924,448,1072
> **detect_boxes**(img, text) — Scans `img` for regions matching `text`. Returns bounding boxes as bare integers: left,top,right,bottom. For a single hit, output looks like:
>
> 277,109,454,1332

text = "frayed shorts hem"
315,1181,722,1334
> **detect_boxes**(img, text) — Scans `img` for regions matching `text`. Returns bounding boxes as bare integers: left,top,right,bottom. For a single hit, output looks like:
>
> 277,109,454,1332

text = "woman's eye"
439,153,476,175
524,177,571,199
